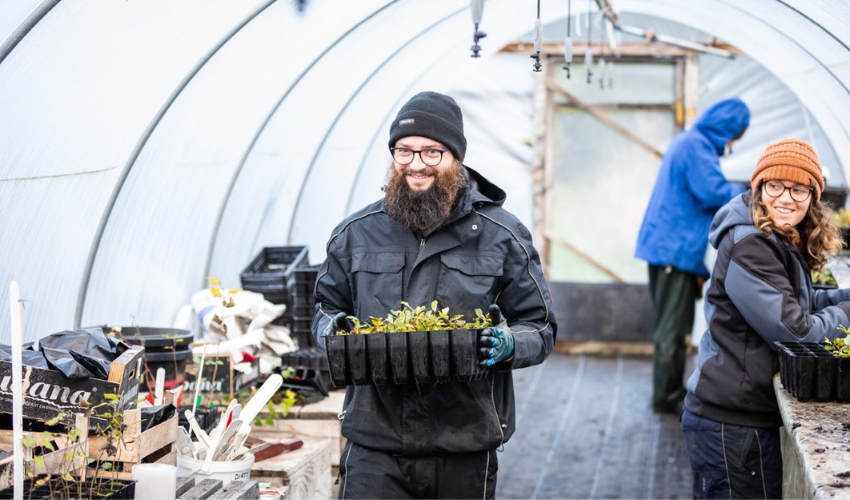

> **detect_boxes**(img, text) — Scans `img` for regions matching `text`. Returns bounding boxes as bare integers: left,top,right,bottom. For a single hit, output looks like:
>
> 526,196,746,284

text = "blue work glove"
324,312,352,335
478,304,514,367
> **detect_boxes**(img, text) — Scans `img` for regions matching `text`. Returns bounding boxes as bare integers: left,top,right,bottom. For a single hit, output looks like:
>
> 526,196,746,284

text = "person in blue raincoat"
635,97,750,413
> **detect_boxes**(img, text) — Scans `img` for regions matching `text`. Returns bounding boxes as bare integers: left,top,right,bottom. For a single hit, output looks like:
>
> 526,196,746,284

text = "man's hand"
478,304,514,367
324,312,352,335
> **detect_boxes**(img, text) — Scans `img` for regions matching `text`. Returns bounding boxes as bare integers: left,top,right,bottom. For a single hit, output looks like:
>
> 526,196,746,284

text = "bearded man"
312,91,556,499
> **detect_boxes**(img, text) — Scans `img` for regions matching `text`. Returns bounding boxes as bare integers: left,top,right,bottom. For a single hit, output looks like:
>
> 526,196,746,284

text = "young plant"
833,208,850,230
812,268,838,286
21,412,89,500
253,389,300,427
826,326,850,358
206,276,242,338
333,301,493,334
204,276,242,404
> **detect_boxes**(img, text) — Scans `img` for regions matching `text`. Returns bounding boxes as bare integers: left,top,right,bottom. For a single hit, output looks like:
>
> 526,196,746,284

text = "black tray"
776,341,850,403
325,329,490,388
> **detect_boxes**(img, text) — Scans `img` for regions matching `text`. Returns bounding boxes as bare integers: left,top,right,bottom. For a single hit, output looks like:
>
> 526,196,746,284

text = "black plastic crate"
287,277,317,297
290,264,321,282
776,341,850,402
281,347,329,371
291,316,312,332
240,246,309,301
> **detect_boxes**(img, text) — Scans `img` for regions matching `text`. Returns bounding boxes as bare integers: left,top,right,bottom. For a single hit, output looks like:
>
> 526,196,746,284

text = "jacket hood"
465,166,506,207
693,98,751,155
709,191,752,249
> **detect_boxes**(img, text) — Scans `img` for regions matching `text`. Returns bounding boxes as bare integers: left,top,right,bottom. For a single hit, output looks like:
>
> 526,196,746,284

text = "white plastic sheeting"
83,0,392,329
2,0,850,342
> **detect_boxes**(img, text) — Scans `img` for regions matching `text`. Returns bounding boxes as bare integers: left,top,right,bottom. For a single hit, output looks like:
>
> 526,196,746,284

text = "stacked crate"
285,264,321,349
240,246,309,305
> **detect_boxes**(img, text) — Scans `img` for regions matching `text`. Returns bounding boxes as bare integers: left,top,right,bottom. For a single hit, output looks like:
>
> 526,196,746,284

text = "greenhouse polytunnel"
1,0,849,498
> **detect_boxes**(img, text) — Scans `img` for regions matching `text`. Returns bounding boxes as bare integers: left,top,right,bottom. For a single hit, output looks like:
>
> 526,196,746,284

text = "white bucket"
176,449,254,487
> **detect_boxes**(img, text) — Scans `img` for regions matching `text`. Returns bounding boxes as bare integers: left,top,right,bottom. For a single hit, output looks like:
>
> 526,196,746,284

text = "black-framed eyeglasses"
390,147,449,166
763,180,813,202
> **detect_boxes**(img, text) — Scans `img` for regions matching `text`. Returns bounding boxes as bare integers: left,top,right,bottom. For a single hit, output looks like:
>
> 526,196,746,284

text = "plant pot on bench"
776,341,850,403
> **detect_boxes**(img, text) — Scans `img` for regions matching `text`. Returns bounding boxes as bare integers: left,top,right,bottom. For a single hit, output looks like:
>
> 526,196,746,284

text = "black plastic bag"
0,343,49,369
140,404,176,431
38,328,129,380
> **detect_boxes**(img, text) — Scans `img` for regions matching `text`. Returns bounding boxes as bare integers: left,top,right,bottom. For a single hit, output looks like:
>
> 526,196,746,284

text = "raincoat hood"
693,98,751,155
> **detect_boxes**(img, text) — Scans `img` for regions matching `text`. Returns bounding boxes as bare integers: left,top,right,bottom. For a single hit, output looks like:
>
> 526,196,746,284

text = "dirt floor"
496,353,693,499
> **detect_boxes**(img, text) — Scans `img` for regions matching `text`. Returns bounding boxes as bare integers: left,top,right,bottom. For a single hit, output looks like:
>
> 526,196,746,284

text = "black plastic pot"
346,334,370,385
100,326,193,351
325,334,350,387
812,283,839,290
794,352,815,402
450,329,487,382
815,351,837,402
389,333,410,384
95,326,194,393
838,357,850,403
0,476,137,499
367,334,390,384
141,348,193,393
429,330,451,385
178,405,218,434
408,331,431,386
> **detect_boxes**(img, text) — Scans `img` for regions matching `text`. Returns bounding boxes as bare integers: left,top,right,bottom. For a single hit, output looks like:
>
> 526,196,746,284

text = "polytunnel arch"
1,0,850,343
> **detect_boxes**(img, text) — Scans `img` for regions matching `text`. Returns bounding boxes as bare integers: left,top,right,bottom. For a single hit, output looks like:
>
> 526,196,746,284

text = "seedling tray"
240,246,309,303
325,330,489,387
776,341,850,403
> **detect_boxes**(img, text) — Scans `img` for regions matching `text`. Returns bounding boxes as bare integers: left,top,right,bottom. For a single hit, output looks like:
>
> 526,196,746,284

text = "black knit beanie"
388,91,467,161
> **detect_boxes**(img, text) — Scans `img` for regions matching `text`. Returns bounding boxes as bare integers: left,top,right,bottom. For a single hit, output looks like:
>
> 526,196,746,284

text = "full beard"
383,160,467,233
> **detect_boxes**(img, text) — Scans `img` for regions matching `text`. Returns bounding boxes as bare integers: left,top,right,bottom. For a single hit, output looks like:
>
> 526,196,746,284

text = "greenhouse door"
533,44,699,342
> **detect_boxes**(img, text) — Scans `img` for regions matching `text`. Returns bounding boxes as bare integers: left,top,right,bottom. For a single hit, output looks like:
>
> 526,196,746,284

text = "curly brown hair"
750,183,843,270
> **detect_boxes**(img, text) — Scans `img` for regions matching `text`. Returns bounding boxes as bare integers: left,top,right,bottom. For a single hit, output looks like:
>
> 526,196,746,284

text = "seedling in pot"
331,301,493,335
825,326,850,358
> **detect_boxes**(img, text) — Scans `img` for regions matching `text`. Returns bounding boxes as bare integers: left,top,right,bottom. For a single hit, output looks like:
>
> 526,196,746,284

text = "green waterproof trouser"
648,264,699,411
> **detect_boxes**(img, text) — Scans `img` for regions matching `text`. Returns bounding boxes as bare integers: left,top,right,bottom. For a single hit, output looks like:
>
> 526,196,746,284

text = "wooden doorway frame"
503,42,700,278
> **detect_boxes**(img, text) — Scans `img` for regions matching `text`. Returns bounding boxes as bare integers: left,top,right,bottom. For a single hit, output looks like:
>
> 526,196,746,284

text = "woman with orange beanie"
681,138,850,499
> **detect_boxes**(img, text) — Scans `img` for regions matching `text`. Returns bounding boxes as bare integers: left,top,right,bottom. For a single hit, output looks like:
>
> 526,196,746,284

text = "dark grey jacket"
685,192,850,427
312,166,556,455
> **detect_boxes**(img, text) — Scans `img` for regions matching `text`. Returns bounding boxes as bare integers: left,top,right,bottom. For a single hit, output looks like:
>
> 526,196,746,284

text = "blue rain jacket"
635,98,750,276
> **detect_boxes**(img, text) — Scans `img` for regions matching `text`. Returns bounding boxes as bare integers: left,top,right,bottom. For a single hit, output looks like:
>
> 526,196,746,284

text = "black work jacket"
312,166,556,455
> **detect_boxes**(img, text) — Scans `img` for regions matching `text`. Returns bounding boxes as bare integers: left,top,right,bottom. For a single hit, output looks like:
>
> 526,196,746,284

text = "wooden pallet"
88,407,178,479
0,413,90,488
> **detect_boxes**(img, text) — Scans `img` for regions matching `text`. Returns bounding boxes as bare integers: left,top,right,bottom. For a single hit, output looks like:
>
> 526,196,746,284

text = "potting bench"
774,374,850,499
247,437,332,500
253,389,345,466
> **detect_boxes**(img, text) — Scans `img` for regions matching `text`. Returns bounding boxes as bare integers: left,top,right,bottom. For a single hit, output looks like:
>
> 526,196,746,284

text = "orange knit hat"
751,138,823,200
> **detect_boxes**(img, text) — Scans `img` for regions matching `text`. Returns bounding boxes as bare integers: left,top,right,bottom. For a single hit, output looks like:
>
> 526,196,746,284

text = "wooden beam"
548,83,664,160
532,53,552,276
546,232,625,283
683,55,700,129
554,102,674,112
500,41,696,58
